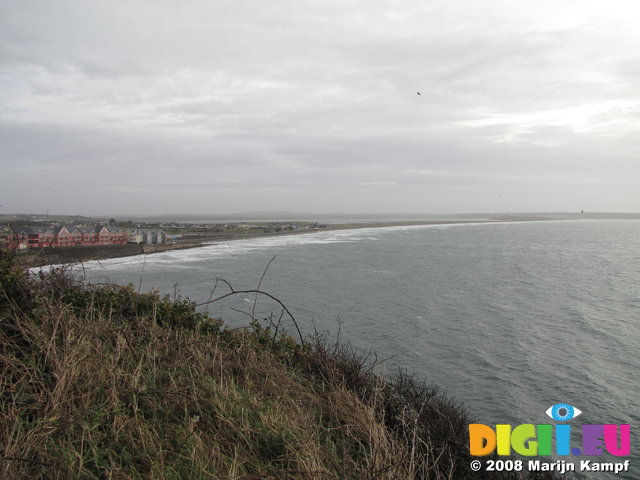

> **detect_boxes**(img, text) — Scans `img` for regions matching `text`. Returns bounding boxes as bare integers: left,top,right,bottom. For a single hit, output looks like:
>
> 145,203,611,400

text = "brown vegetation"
0,251,559,479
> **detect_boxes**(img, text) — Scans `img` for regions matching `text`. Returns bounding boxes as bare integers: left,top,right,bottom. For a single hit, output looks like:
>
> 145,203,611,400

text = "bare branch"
272,308,285,341
137,255,146,293
204,278,221,314
196,287,304,346
219,278,235,293
230,306,254,321
251,255,277,323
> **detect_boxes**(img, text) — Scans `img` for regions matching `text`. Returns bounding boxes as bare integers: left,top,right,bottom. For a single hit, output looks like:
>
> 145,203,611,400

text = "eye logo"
545,403,582,421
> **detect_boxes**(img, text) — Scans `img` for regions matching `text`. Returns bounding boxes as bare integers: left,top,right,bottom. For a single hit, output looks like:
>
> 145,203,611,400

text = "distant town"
0,215,325,252
4,211,639,268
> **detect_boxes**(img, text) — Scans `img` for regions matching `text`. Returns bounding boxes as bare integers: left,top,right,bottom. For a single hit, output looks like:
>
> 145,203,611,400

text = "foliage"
0,252,561,479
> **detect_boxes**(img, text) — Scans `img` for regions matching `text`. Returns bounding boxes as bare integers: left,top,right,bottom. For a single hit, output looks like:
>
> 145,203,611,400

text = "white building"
128,229,167,245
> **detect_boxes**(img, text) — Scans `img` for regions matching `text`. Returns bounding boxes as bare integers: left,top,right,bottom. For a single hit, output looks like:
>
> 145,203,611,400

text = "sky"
1,0,639,216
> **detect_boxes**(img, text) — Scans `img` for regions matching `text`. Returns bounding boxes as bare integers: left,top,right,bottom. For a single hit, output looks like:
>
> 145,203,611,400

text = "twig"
251,255,276,323
137,255,146,293
218,278,235,293
79,260,87,283
196,287,304,346
272,308,285,341
230,306,254,321
204,278,221,315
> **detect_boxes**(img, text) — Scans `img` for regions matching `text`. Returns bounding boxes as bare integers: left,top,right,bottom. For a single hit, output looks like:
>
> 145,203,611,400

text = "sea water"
74,219,640,479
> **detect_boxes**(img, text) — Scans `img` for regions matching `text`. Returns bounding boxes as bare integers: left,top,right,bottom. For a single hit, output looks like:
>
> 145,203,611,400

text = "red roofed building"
7,224,129,250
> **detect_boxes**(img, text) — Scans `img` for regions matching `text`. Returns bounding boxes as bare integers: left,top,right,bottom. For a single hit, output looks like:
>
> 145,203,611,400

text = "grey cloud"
1,0,639,215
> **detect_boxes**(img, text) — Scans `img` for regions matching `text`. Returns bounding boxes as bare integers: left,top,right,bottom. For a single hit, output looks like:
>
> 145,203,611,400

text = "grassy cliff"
0,251,558,479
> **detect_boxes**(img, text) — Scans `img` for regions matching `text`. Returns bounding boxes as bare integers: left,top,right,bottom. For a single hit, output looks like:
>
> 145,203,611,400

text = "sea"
71,219,639,479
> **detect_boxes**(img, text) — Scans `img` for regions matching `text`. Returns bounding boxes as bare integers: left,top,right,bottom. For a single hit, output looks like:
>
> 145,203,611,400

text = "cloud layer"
1,0,639,215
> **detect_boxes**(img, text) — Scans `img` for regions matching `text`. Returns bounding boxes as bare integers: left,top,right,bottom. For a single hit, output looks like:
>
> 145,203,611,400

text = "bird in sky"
417,91,422,95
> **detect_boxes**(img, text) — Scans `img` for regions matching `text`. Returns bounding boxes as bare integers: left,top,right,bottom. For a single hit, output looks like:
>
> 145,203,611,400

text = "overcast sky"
1,0,639,216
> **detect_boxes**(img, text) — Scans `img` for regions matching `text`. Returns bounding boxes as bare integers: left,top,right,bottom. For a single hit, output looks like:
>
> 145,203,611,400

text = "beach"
18,219,501,268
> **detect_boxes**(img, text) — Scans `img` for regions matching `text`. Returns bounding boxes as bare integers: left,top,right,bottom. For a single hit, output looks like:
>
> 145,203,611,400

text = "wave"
35,220,561,274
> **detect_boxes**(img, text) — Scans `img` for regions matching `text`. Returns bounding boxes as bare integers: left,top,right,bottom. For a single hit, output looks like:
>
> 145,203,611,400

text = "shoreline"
20,218,546,268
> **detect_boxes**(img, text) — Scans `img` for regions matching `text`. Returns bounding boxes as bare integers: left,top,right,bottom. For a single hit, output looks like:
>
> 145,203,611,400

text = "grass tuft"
0,250,560,479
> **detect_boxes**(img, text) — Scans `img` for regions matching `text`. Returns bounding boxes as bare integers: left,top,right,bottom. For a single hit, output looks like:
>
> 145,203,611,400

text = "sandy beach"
19,218,535,268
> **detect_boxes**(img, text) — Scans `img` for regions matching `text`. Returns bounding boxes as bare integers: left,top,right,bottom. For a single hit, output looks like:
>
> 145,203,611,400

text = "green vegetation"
0,251,559,479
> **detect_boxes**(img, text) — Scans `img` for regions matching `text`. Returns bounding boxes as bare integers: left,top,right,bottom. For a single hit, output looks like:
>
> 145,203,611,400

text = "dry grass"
0,251,560,479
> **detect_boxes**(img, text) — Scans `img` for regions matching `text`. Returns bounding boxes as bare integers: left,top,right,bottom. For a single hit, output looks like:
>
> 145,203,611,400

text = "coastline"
20,218,540,268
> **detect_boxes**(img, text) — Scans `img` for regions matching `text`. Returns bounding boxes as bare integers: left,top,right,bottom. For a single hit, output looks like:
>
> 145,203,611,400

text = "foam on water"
56,228,385,272
35,220,562,274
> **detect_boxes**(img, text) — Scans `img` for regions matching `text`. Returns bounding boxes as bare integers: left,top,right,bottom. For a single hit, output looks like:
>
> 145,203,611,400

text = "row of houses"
4,225,167,250
129,230,167,245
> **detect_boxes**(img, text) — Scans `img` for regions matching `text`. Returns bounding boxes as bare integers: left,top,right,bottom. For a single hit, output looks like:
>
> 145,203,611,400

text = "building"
94,225,128,245
128,229,167,245
7,225,56,249
6,224,129,250
0,225,9,248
